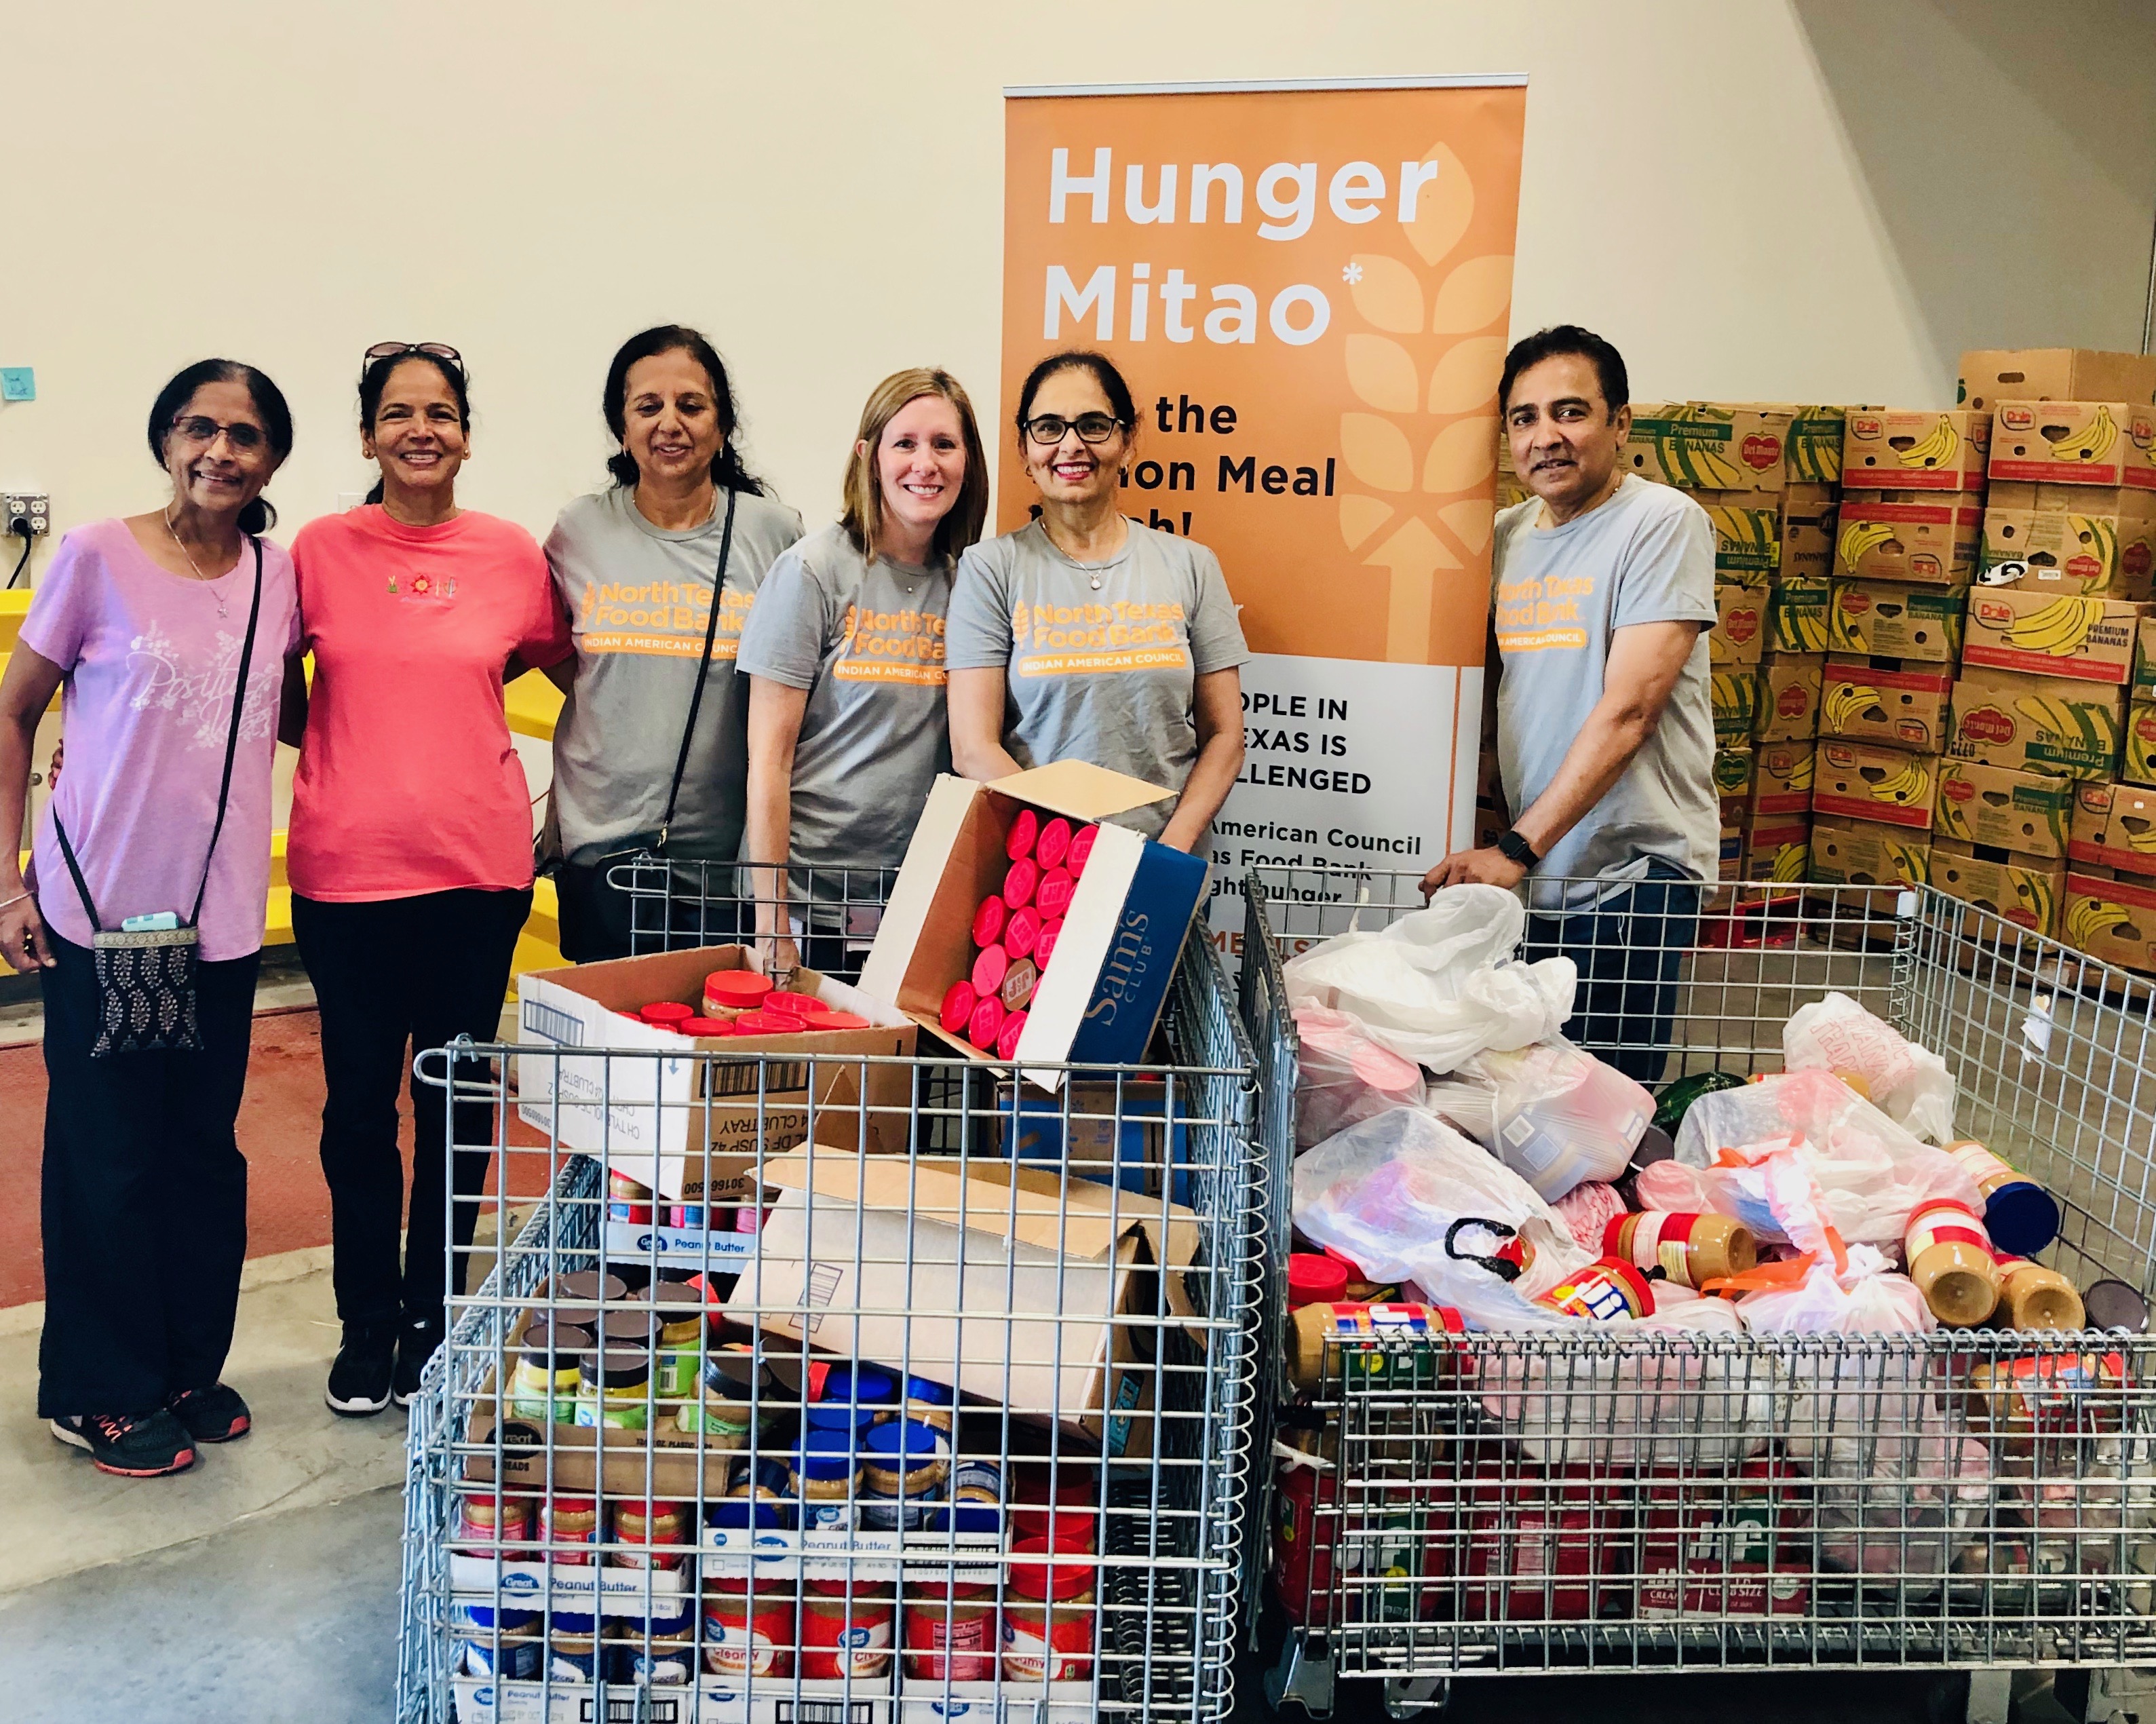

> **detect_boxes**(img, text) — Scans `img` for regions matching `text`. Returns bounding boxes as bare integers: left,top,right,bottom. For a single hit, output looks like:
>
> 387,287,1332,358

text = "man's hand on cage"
1420,845,1528,898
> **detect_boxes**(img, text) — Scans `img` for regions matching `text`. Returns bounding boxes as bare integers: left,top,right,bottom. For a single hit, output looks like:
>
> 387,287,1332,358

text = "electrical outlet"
5,494,50,537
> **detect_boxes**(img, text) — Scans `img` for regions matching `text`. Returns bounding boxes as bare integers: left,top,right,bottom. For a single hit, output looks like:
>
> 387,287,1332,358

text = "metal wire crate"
1241,868,2156,1719
609,856,902,985
396,926,1263,1724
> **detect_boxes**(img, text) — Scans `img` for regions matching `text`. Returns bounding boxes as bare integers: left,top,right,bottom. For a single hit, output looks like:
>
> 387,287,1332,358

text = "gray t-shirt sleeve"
735,543,828,691
1187,543,1252,674
1611,497,1718,630
944,543,1014,671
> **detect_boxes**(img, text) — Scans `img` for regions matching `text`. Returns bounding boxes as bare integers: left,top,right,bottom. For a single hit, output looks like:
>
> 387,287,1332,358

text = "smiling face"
1020,364,1128,509
620,348,725,490
161,379,278,520
868,393,966,556
363,358,469,500
1504,352,1629,514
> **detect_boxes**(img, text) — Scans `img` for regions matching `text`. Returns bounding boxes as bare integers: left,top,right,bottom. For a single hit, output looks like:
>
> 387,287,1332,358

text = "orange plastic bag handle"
1701,1252,1817,1295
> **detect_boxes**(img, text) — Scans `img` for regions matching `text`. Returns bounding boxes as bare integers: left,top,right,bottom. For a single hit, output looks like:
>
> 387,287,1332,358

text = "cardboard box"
1828,581,1965,663
2062,870,2156,970
1710,667,1759,744
1928,837,2064,938
1834,492,1984,583
1813,739,1939,830
1751,738,1815,815
1809,817,1930,888
1710,579,1769,668
860,763,1208,1090
451,1676,904,1724
1959,349,2156,415
722,1148,1198,1455
1701,498,1783,583
1780,406,1848,487
1820,656,1955,750
2067,780,2156,879
1948,666,2126,780
1780,485,1839,583
1741,817,1811,886
1712,742,1754,801
1963,588,2148,685
1989,401,2156,491
1982,490,2156,599
2126,699,2156,786
1623,403,1791,493
1842,410,1991,492
1767,580,1831,655
1932,759,2072,859
1752,653,1823,743
516,946,917,1202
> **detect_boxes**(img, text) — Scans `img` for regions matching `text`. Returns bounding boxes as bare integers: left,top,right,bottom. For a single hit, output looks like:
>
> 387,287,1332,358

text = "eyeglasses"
1022,412,1123,447
169,416,267,451
364,341,464,372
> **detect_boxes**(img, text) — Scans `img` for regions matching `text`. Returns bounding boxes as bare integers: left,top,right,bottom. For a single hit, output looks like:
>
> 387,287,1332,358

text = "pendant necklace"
164,505,229,618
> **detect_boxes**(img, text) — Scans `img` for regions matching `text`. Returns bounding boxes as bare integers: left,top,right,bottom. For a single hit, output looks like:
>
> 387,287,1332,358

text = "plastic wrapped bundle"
1796,1389,1993,1591
1783,992,1956,1143
1292,1005,1426,1150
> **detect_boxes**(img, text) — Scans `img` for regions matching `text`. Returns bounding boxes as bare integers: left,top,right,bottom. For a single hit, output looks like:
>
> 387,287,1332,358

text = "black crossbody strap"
50,811,103,936
655,486,739,854
191,536,265,923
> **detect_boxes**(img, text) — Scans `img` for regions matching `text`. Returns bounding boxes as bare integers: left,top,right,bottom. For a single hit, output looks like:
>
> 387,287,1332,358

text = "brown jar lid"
580,1347,650,1389
598,1309,657,1347
554,1270,628,1305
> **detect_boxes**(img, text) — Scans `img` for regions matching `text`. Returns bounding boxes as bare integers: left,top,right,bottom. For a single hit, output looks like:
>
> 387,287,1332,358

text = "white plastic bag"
1795,1387,1993,1588
1291,1105,1591,1330
1784,993,1957,1143
1292,1004,1426,1150
1281,885,1576,1071
1736,1251,1935,1336
1467,1038,1651,1201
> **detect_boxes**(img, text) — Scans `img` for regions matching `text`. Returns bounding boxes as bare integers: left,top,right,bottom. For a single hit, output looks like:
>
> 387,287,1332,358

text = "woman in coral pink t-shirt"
284,345,571,1417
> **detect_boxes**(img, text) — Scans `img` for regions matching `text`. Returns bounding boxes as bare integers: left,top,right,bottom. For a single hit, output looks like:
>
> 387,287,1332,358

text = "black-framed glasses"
364,341,464,372
1022,412,1123,447
169,415,267,451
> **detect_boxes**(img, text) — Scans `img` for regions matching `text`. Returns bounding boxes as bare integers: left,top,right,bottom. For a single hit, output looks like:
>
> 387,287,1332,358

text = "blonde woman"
737,368,988,972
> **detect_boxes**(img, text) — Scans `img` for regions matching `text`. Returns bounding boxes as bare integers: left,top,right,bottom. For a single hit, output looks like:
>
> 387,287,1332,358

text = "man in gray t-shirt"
1421,326,1716,1084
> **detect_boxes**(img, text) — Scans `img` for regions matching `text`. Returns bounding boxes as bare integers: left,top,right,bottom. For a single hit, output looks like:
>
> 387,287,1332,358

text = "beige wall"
1,0,2151,584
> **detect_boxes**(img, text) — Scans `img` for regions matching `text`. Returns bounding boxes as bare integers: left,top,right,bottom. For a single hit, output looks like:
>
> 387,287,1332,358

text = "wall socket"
5,494,50,537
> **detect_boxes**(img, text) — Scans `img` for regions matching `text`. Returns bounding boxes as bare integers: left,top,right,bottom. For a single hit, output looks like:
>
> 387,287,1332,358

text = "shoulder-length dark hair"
602,324,763,495
146,359,294,534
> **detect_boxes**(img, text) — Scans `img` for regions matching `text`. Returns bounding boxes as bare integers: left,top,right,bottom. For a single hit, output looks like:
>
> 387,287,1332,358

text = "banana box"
1741,816,1811,886
1809,817,1930,888
1780,484,1839,583
1623,404,1790,494
1959,349,2156,416
1710,579,1769,668
1834,492,1984,583
1928,837,2064,938
1813,739,1938,830
2135,622,2156,699
1933,760,2073,860
1779,406,1848,487
1752,740,1816,816
1821,655,1954,750
1767,580,1831,654
1843,410,1991,492
1700,499,1782,582
1828,580,1966,663
2126,700,2156,785
1989,401,2156,491
1961,588,2147,685
1948,666,2125,780
1710,667,1760,744
1712,743,1754,801
2061,870,2156,970
1753,653,1823,743
2066,781,2156,879
1982,488,2156,599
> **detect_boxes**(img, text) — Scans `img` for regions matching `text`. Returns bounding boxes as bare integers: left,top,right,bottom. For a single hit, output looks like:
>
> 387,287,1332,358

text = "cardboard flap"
986,759,1173,818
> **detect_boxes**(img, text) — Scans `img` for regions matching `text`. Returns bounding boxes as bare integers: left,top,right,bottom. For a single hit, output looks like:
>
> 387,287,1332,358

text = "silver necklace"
164,506,230,619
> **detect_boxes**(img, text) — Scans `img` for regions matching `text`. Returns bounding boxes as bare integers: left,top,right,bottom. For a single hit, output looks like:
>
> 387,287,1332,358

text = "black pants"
292,887,531,1334
37,931,259,1419
1522,858,1703,1088
554,854,741,964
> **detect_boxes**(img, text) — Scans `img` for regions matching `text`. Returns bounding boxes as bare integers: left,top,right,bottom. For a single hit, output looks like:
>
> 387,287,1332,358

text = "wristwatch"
1495,828,1541,869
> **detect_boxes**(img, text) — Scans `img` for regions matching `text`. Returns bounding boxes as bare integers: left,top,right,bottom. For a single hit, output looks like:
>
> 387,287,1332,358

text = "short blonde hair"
841,368,989,563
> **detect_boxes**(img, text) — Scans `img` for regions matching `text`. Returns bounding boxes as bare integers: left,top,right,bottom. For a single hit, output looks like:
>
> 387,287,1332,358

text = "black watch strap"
1496,828,1541,868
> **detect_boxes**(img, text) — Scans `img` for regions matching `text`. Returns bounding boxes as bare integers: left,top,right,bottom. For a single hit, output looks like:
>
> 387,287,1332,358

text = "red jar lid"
1005,808,1039,860
971,894,1007,950
680,1016,736,1037
765,991,821,1017
967,994,1005,1050
1036,816,1073,871
1008,1537,1097,1601
1004,904,1041,959
1066,824,1098,877
641,1001,694,1025
804,1010,869,1031
706,972,772,1006
971,944,1009,997
1035,866,1075,920
1034,917,1063,968
733,1010,805,1035
940,980,978,1035
1003,856,1039,909
1287,1253,1349,1308
995,1009,1027,1061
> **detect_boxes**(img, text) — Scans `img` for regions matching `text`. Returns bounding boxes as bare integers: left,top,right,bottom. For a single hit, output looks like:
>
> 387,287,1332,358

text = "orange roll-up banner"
999,78,1528,946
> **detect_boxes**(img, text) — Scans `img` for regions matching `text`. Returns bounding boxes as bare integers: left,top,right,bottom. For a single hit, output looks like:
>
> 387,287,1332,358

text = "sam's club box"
860,762,1208,1091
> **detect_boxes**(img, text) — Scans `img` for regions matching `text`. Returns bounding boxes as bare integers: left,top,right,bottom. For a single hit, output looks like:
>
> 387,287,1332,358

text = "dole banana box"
1927,837,2064,938
1961,588,2147,685
1959,349,2156,415
1834,491,1984,583
1710,666,1759,745
1623,404,1790,494
2061,871,2156,970
1988,401,2156,491
1810,816,1930,889
1948,666,2125,780
1751,738,1816,816
1768,580,1830,654
1843,410,1991,492
1712,743,1754,801
2066,780,2156,879
1933,759,2072,860
1710,579,1769,668
1699,497,1782,581
1813,739,1939,830
1780,484,1839,583
1982,484,2156,599
1741,818,1811,887
2127,699,2156,786
1753,653,1824,743
1821,655,1954,750
1828,580,1965,663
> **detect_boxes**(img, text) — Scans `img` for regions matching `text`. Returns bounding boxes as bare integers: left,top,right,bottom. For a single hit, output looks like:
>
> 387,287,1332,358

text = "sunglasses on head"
364,341,464,372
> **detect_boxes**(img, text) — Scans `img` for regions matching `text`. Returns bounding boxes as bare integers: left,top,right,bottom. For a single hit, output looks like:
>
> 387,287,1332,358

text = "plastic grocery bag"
1292,1004,1427,1150
1281,885,1575,1071
1291,1105,1590,1330
1467,1038,1651,1202
1736,1250,1935,1336
1784,993,1957,1143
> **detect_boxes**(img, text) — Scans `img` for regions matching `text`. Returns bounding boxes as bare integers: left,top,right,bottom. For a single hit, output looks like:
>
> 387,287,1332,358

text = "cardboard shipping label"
1701,498,1783,581
2062,870,2156,970
1753,653,1823,744
2126,700,2156,786
1813,740,1939,830
1948,667,2126,781
1834,492,1983,583
1710,579,1769,668
1933,759,2073,860
1928,837,2064,938
1768,580,1831,655
1988,401,2156,491
1810,817,1931,888
1959,348,2156,416
1623,404,1790,493
1828,581,1966,663
1962,588,2148,686
1843,410,1991,491
1752,739,1815,813
2066,780,2156,879
1821,656,1955,751
1741,820,1811,886
1982,504,2156,600
1711,667,1760,744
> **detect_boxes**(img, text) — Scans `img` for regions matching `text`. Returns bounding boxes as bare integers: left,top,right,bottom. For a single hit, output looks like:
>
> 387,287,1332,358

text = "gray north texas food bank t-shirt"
945,519,1250,841
1493,474,1718,910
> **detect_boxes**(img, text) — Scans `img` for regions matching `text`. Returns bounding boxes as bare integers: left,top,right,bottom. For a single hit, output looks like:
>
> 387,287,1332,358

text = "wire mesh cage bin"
1240,867,2156,1719
395,925,1263,1724
608,856,903,986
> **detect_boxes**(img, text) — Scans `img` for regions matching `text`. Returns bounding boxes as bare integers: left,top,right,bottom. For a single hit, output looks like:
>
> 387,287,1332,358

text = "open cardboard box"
453,1674,896,1724
723,1147,1199,1457
859,763,1208,1092
516,944,918,1202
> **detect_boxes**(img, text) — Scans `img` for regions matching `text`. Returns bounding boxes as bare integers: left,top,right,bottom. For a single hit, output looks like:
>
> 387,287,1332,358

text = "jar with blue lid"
860,1418,950,1530
902,1375,955,1432
808,1363,898,1432
710,1455,796,1531
794,1427,862,1528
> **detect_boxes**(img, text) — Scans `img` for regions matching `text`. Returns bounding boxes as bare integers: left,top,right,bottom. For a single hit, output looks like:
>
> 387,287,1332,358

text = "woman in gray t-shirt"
946,351,1249,849
736,368,989,974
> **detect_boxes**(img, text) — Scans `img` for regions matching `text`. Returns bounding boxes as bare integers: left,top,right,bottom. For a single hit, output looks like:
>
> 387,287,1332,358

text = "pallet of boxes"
1952,348,2156,972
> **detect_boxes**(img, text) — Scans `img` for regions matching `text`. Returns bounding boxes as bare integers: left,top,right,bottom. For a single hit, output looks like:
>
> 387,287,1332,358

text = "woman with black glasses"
285,343,571,1417
946,349,1248,851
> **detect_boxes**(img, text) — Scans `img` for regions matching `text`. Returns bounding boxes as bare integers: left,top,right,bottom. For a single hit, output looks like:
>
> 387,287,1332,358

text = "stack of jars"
939,809,1096,1058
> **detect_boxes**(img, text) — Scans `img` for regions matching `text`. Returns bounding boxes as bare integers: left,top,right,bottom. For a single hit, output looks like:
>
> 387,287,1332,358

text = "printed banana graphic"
2083,516,2117,573
2014,693,2111,754
1999,597,2097,655
2016,874,2058,934
2052,406,2118,465
1883,838,1928,886
1897,417,1960,470
1838,519,1898,569
1769,842,1807,883
1871,756,1931,805
1824,680,1882,732
1786,752,1816,792
2067,896,2131,949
